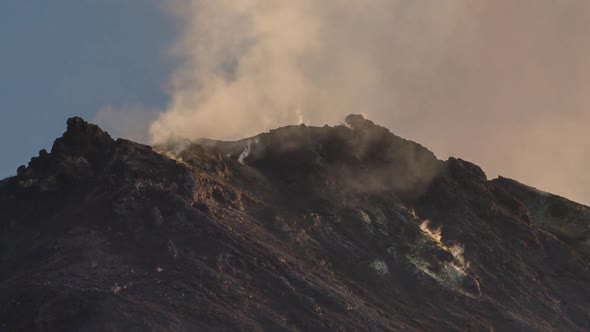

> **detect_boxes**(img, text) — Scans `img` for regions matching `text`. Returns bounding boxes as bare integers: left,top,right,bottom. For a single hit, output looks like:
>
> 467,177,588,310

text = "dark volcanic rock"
0,115,589,331
493,176,590,260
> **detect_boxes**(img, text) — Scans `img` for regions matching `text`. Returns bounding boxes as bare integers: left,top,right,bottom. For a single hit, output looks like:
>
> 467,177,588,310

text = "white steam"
447,243,469,272
420,220,442,243
419,220,470,274
238,140,252,165
149,0,461,142
142,0,590,205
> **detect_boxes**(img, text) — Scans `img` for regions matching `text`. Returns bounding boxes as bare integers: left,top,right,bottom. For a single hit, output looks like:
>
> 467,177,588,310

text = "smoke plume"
149,0,461,141
148,0,590,204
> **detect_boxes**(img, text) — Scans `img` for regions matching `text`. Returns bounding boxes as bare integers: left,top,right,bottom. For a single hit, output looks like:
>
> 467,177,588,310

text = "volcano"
0,115,588,331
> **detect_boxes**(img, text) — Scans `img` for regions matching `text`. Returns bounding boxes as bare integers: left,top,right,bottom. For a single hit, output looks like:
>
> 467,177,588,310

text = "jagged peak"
344,113,377,130
447,157,488,182
16,117,115,183
50,116,114,156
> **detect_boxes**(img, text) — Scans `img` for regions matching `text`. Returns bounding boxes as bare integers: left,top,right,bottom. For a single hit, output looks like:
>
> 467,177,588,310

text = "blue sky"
0,1,177,177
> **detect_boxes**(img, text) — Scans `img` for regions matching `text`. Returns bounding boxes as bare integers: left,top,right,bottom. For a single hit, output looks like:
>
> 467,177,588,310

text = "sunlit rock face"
0,116,588,331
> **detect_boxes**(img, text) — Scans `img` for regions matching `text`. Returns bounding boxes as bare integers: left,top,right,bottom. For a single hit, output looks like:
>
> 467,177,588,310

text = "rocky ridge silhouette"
0,115,588,331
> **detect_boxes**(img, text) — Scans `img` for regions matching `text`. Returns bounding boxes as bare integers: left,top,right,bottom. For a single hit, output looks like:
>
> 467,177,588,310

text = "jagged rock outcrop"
493,176,590,260
0,116,588,331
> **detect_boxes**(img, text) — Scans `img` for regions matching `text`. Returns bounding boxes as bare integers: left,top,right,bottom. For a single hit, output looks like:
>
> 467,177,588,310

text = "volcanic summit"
0,115,588,331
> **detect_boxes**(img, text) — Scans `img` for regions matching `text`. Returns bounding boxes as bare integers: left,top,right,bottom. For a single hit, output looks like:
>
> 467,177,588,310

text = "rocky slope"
0,115,588,331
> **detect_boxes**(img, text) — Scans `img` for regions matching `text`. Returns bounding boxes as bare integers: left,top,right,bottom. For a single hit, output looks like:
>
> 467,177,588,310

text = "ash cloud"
147,0,590,204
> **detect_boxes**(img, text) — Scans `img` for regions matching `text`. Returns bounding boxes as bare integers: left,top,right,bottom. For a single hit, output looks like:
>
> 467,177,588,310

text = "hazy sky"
1,1,589,205
0,1,177,175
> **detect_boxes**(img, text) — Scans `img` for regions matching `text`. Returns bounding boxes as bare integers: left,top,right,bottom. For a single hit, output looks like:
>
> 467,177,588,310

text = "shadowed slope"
0,116,588,331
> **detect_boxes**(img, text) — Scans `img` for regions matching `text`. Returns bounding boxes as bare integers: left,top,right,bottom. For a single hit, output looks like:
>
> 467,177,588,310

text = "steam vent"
1,115,589,331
